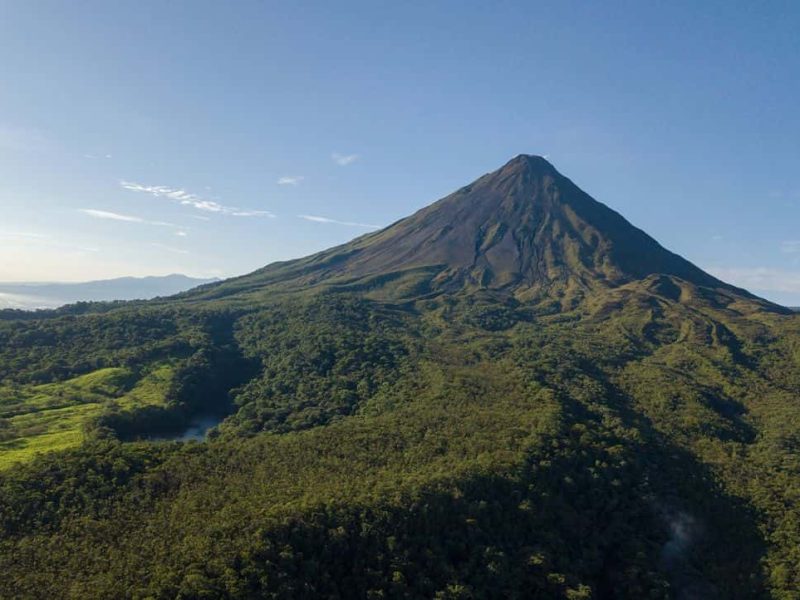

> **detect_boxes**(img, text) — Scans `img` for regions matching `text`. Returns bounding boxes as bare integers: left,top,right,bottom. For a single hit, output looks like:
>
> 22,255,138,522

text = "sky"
0,1,799,305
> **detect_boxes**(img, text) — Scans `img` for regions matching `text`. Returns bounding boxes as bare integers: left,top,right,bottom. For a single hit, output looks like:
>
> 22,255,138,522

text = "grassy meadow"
0,365,174,469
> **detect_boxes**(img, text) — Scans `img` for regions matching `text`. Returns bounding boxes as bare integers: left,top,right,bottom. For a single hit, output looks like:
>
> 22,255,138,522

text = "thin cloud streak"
331,153,358,166
120,181,274,217
298,214,381,229
79,209,182,229
231,210,275,217
277,176,304,186
80,209,145,223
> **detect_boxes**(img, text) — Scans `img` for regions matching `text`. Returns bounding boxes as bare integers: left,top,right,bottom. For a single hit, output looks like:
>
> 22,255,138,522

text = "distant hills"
0,274,217,309
1,156,798,598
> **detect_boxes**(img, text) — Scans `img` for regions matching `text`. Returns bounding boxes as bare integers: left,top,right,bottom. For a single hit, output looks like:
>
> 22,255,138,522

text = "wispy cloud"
277,176,304,186
780,241,800,254
150,242,189,255
80,209,145,223
120,181,220,211
120,181,274,217
298,214,380,229
708,266,800,293
331,153,358,166
175,231,188,237
79,208,181,228
230,209,275,217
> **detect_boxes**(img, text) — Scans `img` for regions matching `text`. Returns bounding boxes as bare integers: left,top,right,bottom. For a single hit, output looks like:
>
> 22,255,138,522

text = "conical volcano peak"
454,154,566,209
475,154,561,199
499,153,558,176
217,155,762,306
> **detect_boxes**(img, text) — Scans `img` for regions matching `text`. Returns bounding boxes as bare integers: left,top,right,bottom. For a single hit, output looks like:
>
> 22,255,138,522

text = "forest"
0,286,798,599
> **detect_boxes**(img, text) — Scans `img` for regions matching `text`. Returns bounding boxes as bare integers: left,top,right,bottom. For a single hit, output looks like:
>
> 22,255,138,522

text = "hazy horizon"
0,273,216,309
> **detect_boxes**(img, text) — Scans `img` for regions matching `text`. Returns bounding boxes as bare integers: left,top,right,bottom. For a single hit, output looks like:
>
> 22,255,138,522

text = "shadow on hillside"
558,377,768,600
187,390,766,599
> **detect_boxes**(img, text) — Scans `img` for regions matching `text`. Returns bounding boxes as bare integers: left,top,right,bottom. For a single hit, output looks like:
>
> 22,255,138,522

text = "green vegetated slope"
1,156,799,599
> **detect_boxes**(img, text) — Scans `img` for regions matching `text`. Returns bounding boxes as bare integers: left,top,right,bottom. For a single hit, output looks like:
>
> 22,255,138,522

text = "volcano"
198,154,771,312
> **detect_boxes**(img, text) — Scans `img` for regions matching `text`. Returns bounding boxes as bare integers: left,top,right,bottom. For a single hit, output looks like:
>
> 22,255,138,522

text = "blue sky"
1,1,799,304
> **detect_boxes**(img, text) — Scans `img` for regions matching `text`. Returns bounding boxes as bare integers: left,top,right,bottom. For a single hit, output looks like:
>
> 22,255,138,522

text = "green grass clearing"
0,365,175,469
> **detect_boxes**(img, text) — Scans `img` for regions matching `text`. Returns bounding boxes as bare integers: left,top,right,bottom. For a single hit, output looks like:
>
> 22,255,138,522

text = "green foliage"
0,367,165,469
0,281,798,598
223,296,414,435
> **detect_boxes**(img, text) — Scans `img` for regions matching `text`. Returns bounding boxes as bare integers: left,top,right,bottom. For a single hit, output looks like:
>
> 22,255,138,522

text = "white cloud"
277,176,304,186
175,231,188,237
708,267,800,293
231,210,275,218
80,209,145,223
298,214,380,229
331,153,358,166
120,180,273,217
780,241,800,254
120,181,213,209
79,209,184,229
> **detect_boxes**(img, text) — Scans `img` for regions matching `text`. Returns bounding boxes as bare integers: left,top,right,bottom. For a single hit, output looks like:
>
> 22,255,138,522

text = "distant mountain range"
0,274,217,309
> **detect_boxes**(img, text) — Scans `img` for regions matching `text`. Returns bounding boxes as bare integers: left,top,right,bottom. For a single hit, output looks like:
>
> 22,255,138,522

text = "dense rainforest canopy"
1,156,798,599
